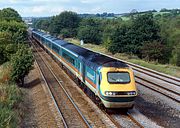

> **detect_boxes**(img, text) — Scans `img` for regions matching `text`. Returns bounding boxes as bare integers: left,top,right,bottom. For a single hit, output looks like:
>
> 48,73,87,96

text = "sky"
0,0,180,17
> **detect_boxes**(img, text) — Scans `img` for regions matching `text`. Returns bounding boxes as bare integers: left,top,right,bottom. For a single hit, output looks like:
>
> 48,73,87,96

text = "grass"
153,11,170,16
65,38,180,78
120,12,171,21
120,16,130,21
0,62,22,128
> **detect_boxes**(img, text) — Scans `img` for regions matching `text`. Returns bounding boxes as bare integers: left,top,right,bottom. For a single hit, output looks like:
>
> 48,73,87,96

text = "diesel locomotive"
31,29,137,108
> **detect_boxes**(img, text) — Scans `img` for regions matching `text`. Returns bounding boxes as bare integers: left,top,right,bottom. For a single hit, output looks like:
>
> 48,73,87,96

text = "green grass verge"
0,63,22,128
65,38,180,78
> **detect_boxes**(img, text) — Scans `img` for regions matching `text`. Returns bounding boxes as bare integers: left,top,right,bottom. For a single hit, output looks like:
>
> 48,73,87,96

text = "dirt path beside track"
20,63,63,128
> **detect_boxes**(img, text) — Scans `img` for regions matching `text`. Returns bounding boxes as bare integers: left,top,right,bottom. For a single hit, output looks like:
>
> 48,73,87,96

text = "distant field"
120,16,130,21
120,11,171,21
65,38,180,78
153,11,170,16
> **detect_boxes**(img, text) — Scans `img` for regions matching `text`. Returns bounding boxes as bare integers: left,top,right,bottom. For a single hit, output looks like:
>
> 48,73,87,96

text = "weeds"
0,63,22,128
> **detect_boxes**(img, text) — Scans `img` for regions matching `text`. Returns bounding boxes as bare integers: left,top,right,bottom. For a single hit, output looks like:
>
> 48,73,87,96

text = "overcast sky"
0,0,180,17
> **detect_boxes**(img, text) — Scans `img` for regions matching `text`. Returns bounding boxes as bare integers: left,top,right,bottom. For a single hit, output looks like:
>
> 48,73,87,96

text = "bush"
10,45,34,86
0,83,22,128
0,20,27,43
170,43,180,66
141,41,171,63
0,46,7,64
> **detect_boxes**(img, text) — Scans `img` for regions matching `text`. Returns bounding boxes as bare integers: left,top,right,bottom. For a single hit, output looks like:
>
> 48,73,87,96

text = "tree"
10,45,34,86
0,8,22,22
141,41,171,63
48,11,80,37
48,16,60,36
77,18,102,44
170,43,180,66
105,13,161,57
33,19,50,32
0,20,27,43
0,46,7,64
106,25,129,54
131,13,160,43
0,31,13,45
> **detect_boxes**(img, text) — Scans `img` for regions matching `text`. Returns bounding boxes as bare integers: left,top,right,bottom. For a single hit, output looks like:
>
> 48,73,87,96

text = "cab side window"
99,72,102,86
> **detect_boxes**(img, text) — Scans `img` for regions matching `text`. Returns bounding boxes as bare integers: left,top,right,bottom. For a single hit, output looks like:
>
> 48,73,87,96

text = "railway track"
107,111,144,128
29,38,91,128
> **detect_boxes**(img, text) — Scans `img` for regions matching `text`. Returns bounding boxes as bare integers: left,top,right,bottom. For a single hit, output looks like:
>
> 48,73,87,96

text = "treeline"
33,10,180,66
0,8,34,86
0,8,34,128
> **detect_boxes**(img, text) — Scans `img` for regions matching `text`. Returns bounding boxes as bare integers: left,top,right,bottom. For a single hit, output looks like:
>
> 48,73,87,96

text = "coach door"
82,63,85,82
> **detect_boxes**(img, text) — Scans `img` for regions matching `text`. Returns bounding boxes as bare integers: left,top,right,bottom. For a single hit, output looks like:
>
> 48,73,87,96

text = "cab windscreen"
107,72,130,84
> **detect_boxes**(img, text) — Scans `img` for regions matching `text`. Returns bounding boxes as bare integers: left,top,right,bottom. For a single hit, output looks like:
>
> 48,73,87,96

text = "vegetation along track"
83,47,180,103
29,38,91,128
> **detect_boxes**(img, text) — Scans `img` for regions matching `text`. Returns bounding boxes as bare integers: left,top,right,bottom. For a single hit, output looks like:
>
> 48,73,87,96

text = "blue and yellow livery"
31,29,137,108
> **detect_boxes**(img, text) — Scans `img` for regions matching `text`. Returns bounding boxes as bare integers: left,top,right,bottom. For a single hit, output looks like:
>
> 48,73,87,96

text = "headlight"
105,91,117,96
127,91,136,95
105,91,114,96
105,91,136,96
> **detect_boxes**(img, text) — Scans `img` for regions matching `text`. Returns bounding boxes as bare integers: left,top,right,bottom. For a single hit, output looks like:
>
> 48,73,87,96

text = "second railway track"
30,38,91,128
82,48,180,103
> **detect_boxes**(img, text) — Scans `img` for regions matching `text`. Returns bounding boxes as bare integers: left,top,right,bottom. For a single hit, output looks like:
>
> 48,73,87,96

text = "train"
30,29,137,108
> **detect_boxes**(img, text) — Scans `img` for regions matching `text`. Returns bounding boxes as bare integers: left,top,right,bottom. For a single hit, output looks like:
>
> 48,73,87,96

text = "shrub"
10,45,34,86
141,41,171,63
0,83,22,128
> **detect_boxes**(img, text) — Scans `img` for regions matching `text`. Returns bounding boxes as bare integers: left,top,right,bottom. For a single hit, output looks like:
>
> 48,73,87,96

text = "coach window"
62,52,75,66
52,44,59,53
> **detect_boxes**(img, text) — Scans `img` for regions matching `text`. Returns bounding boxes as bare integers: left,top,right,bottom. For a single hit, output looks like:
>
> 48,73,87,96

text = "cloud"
0,0,180,17
80,0,106,4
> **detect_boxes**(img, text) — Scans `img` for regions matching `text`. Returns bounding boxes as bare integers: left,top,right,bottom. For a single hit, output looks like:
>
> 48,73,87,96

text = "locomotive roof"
61,41,129,70
54,40,67,46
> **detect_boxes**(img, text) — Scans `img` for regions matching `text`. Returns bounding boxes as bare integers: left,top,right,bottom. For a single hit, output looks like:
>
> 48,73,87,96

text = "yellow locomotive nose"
98,67,137,108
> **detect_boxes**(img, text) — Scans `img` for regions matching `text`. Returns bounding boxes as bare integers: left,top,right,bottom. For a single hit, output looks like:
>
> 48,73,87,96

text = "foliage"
0,20,27,43
170,43,180,66
0,31,13,45
48,11,80,37
0,62,22,128
131,13,160,42
0,8,22,22
32,10,180,66
0,9,27,64
0,47,7,65
77,18,102,44
106,13,162,59
60,28,76,38
10,45,34,86
33,19,50,32
141,41,171,63
106,25,128,54
0,83,22,128
5,44,18,60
